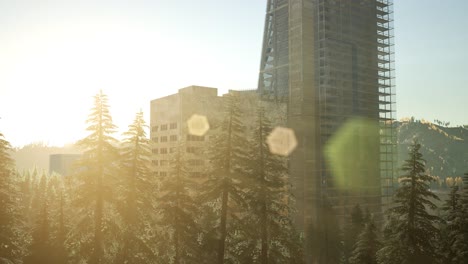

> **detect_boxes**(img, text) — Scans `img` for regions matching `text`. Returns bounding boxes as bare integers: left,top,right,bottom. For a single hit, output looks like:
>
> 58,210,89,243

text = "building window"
170,122,178,129
161,124,168,131
160,148,168,154
160,160,169,166
191,172,204,178
160,172,167,177
151,126,159,132
152,148,158,154
152,160,158,166
170,135,178,141
152,137,158,143
188,159,203,166
186,147,200,154
187,135,205,141
161,136,168,142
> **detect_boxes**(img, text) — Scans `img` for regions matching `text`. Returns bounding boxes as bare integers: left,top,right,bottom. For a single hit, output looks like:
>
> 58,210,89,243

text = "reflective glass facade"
258,0,396,230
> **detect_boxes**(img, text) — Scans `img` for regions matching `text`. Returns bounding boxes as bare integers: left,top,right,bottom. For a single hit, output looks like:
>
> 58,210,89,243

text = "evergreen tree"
19,170,32,219
26,170,48,224
349,216,380,264
47,174,69,264
74,90,120,264
201,93,251,264
197,204,219,263
36,171,47,205
158,143,199,263
22,173,70,264
343,204,365,264
117,110,155,263
29,167,40,225
23,176,54,264
308,196,342,264
447,172,468,263
439,184,465,263
0,133,22,262
54,190,68,264
377,141,440,264
246,106,303,264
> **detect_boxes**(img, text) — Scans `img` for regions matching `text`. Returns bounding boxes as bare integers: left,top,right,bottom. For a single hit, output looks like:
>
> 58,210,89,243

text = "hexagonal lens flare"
187,114,210,136
266,127,297,156
324,117,380,190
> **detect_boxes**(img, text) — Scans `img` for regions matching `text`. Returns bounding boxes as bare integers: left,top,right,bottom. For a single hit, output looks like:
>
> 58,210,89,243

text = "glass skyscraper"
257,0,396,238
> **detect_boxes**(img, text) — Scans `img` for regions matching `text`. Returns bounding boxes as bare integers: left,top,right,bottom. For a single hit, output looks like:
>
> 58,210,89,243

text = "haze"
0,0,467,147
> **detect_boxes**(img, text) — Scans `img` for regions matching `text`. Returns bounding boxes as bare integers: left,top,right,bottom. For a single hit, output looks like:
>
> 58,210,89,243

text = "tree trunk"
91,129,104,264
217,184,229,264
258,110,268,264
91,184,103,264
260,197,268,264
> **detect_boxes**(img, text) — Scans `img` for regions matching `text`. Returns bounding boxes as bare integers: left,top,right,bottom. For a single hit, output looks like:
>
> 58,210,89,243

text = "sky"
0,0,467,147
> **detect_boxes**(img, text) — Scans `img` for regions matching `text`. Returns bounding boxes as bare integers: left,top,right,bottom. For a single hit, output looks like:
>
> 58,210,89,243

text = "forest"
1,91,467,264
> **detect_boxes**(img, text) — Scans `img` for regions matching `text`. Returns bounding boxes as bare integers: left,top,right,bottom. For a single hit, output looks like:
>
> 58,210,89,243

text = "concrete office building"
257,0,396,230
150,86,222,179
150,86,287,180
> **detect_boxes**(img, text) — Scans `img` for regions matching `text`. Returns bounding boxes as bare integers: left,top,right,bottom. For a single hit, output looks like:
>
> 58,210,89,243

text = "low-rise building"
150,86,286,178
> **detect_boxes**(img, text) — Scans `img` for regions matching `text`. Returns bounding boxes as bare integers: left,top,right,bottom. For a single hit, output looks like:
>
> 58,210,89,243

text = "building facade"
257,0,396,230
150,86,287,181
150,86,222,179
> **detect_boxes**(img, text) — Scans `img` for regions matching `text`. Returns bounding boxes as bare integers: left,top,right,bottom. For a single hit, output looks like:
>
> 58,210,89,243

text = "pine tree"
118,110,155,263
54,190,68,264
158,143,199,263
377,141,440,264
0,133,22,262
349,216,380,264
197,204,219,263
19,170,32,219
36,171,47,204
439,184,465,263
29,167,40,225
246,106,303,264
343,204,365,264
74,90,120,264
308,196,342,264
26,170,47,219
448,172,468,263
201,93,251,264
44,174,69,264
23,176,54,264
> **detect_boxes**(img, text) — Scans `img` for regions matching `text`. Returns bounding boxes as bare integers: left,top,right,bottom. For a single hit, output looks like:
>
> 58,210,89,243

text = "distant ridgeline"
10,143,81,174
9,119,468,185
397,118,468,188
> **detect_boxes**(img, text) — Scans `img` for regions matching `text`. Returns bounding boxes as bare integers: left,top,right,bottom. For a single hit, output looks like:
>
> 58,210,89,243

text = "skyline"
1,0,467,147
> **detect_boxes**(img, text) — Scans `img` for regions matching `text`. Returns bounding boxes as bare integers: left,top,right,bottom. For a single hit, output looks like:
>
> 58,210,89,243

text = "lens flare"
266,127,297,156
187,114,210,136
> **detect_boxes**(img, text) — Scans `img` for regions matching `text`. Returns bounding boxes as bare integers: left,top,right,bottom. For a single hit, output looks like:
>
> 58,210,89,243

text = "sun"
0,13,233,147
0,20,163,146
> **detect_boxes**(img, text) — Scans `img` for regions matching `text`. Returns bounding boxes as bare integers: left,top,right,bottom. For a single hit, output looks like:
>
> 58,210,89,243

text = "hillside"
397,119,468,179
9,119,468,180
11,143,81,173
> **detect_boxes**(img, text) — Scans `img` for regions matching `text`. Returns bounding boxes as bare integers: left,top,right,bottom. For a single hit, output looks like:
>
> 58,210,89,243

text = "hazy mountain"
10,142,81,173
397,118,468,180
9,119,467,180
